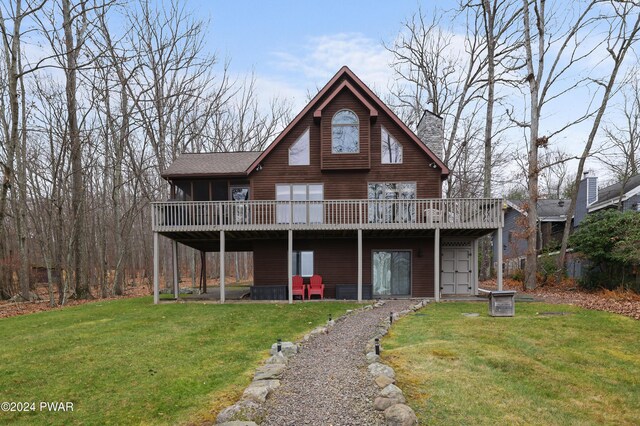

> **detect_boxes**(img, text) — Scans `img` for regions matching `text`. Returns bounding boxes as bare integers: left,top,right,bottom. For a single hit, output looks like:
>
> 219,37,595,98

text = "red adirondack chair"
292,275,305,300
308,274,324,300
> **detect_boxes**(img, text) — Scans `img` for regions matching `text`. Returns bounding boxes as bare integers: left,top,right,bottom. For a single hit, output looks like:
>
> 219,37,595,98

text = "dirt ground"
482,278,640,320
0,283,151,319
0,276,250,319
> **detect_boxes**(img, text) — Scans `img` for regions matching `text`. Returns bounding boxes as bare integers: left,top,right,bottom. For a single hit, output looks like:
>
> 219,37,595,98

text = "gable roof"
313,80,378,120
246,66,450,177
589,174,640,212
162,152,261,179
505,198,571,221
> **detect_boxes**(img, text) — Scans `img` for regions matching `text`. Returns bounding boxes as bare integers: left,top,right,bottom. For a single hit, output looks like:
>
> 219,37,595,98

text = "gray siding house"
575,173,640,225
494,172,640,274
492,199,571,266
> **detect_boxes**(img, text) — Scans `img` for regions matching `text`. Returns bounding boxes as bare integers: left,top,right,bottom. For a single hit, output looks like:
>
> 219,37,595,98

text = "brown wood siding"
320,89,371,170
252,236,434,298
250,76,442,200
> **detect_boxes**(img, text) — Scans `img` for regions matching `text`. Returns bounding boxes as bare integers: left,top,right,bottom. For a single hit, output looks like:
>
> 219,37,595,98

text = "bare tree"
556,1,640,276
518,0,635,289
0,0,47,300
598,75,640,183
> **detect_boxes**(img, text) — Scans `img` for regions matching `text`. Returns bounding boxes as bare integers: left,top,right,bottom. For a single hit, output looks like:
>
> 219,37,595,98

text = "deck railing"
151,198,503,232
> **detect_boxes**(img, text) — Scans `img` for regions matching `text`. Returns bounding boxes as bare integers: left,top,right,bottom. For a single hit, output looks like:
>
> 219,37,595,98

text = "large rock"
366,351,381,364
384,404,418,426
253,364,286,381
265,352,287,365
374,396,401,411
242,379,280,403
380,384,405,403
375,375,395,388
216,400,262,424
309,326,327,336
368,362,396,379
269,341,298,357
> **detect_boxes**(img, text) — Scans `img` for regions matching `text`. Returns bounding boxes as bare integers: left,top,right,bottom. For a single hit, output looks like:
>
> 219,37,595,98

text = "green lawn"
383,302,640,426
0,298,358,425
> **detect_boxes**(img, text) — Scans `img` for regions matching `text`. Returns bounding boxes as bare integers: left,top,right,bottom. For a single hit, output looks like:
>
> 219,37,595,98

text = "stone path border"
215,300,426,426
364,299,428,425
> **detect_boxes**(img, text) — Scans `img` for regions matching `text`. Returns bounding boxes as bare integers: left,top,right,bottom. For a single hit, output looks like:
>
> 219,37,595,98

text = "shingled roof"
506,198,571,221
161,152,261,179
590,174,640,211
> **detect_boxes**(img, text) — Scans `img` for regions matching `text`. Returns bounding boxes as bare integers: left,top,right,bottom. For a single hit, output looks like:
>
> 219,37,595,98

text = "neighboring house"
575,172,640,225
151,66,504,303
492,199,572,268
493,172,640,275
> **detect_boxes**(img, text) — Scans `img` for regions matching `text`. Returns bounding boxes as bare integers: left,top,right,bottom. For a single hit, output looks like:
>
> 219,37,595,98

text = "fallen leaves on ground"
0,285,150,319
481,278,640,320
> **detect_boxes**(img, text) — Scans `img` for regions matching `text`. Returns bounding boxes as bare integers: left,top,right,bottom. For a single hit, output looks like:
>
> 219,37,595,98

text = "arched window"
332,109,359,153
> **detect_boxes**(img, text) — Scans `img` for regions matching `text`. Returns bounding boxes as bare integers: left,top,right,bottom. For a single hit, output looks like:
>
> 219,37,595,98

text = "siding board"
250,75,442,200
253,236,434,298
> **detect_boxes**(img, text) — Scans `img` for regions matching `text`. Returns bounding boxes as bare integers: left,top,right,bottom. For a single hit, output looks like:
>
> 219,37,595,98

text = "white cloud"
269,32,394,99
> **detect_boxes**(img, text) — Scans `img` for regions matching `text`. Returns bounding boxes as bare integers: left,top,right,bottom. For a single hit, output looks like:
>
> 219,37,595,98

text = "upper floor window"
381,127,402,164
289,128,310,165
332,109,359,154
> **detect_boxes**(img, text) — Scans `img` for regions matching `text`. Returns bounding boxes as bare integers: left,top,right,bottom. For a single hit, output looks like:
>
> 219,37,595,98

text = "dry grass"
383,302,640,425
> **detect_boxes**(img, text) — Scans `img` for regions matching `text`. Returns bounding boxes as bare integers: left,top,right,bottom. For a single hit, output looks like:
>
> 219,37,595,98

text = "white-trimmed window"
289,128,310,165
292,251,314,277
368,182,416,223
276,184,324,224
381,127,402,164
332,109,359,153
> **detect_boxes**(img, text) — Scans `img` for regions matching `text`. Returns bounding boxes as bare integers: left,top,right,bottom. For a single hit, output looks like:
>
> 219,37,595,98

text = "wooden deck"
151,198,503,233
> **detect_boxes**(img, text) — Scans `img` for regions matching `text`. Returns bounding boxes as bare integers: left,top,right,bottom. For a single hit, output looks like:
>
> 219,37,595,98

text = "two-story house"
151,67,504,303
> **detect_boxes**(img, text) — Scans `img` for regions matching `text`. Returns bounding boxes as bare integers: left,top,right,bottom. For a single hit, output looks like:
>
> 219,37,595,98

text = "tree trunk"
63,0,89,299
522,0,542,290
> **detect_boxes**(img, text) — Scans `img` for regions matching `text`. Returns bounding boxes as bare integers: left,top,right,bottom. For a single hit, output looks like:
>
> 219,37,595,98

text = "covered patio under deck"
151,198,505,304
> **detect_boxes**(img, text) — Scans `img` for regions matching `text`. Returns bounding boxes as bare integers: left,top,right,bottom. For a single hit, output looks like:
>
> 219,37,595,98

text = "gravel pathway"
261,300,415,426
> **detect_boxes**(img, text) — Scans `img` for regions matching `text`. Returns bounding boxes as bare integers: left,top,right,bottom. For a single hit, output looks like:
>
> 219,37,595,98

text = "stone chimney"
574,171,598,227
416,110,444,161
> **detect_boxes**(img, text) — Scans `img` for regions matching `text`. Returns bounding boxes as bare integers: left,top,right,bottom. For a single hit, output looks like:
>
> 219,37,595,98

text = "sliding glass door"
372,251,411,296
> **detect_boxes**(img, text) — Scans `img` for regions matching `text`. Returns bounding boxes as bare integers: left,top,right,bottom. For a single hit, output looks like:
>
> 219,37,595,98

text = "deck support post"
288,229,293,304
473,238,479,296
357,229,363,302
220,231,225,304
434,228,440,302
172,240,179,299
497,224,503,291
153,232,159,305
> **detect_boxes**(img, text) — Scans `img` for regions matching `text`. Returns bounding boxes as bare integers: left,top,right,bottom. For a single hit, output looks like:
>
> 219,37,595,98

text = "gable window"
332,109,359,153
289,128,310,165
292,251,314,277
368,182,416,223
381,127,402,164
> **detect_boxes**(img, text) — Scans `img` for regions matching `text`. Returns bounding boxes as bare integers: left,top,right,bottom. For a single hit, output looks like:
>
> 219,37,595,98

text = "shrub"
570,210,640,291
511,268,524,282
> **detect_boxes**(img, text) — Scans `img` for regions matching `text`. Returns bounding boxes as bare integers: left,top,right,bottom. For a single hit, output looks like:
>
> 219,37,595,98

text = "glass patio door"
372,251,411,296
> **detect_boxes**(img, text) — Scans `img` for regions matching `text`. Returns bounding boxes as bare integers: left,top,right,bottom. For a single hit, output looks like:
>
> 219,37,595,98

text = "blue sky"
175,1,628,182
197,1,431,110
